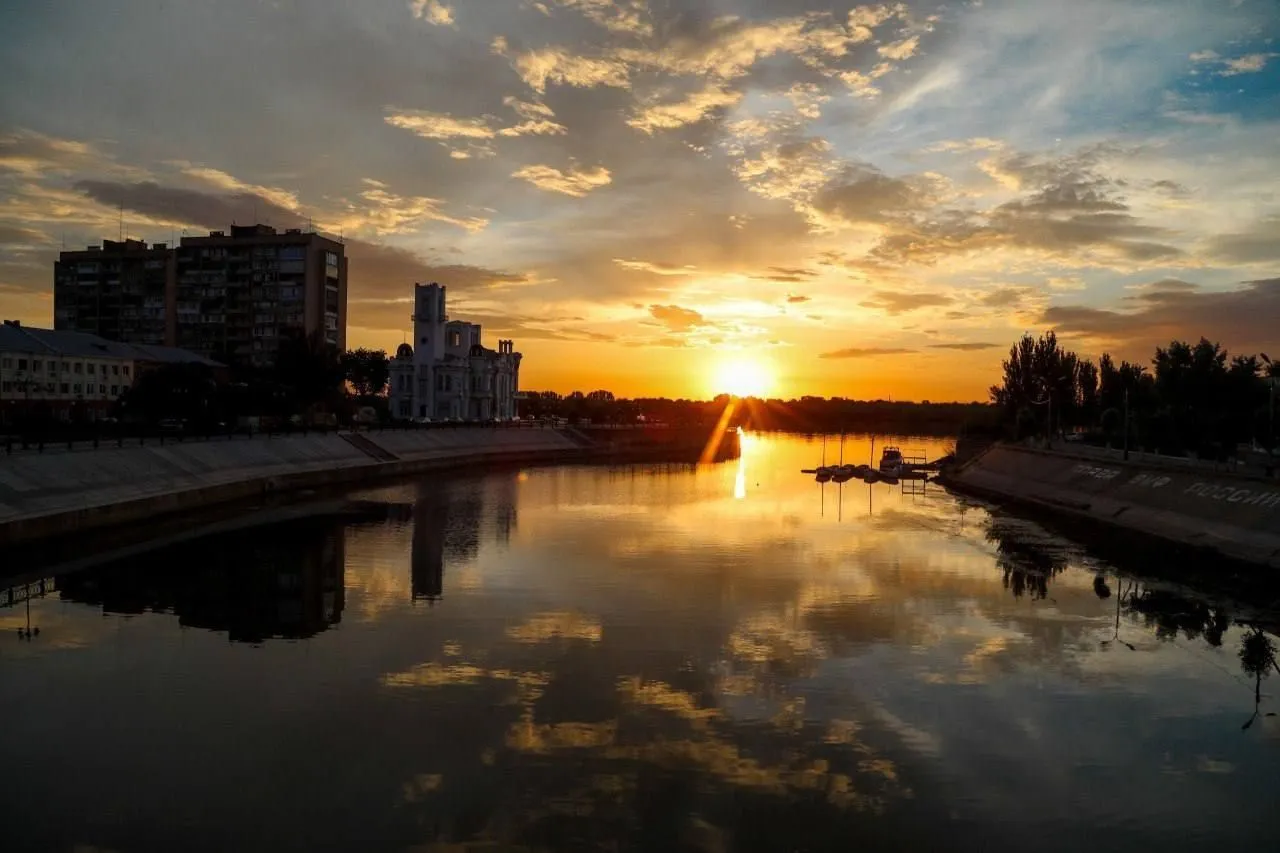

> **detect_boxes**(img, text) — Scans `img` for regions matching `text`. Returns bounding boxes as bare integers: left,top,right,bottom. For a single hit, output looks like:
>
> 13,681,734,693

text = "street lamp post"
1262,355,1275,450
1123,386,1131,462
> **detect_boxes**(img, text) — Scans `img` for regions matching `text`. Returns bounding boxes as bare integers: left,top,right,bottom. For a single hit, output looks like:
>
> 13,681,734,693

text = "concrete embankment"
0,428,585,547
942,443,1280,568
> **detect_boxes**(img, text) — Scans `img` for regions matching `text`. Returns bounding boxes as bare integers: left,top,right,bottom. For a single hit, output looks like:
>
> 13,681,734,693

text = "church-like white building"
388,282,522,422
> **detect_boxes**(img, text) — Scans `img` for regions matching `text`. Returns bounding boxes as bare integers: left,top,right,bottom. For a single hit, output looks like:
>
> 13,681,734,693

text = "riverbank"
940,443,1280,568
0,425,739,548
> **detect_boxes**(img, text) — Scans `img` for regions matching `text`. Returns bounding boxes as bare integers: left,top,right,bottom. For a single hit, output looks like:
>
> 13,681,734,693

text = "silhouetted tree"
119,363,219,425
277,329,343,409
1239,626,1279,730
993,332,1273,456
342,348,390,398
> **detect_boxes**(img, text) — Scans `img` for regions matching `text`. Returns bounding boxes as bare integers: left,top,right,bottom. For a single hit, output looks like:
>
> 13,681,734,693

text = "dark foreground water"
2,433,1278,853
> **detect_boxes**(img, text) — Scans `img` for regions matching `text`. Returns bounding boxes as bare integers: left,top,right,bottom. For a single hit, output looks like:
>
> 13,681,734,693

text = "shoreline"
0,426,739,550
938,443,1280,568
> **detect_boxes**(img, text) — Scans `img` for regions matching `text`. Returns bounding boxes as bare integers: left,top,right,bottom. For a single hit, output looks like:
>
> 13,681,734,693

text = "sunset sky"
2,0,1277,400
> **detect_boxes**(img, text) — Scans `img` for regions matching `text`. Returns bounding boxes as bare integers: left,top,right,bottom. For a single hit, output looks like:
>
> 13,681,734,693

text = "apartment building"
54,225,348,369
175,225,347,368
53,238,175,346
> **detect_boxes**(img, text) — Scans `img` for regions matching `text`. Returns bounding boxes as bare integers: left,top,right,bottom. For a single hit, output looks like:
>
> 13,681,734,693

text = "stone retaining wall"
944,444,1280,567
0,429,581,547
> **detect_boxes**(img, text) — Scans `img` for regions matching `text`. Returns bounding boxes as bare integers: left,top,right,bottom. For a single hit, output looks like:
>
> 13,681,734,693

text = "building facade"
388,283,521,421
54,239,175,346
54,225,348,370
175,225,347,368
0,320,219,424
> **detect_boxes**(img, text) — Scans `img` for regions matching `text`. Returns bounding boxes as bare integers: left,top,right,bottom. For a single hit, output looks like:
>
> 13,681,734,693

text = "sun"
713,357,772,398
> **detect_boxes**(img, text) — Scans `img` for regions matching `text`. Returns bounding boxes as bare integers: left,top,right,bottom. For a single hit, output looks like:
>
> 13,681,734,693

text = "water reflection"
51,519,346,642
2,434,1278,853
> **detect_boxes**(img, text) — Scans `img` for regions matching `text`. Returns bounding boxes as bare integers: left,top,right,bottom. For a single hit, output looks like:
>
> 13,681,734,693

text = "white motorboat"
879,446,904,478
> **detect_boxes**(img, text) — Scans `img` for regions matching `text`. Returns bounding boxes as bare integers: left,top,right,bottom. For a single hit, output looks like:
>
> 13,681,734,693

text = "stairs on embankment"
339,432,401,462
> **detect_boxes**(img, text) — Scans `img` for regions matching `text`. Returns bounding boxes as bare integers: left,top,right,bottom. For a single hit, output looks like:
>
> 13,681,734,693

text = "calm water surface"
3,433,1278,852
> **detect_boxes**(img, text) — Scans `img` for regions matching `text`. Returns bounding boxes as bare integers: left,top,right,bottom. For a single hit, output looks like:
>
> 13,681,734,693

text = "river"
2,432,1277,852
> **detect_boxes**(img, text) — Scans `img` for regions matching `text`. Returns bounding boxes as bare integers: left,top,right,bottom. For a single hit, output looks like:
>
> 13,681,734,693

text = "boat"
879,446,904,477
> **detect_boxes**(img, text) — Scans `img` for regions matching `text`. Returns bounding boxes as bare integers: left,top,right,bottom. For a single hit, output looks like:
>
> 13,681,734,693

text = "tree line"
519,389,993,435
990,331,1278,457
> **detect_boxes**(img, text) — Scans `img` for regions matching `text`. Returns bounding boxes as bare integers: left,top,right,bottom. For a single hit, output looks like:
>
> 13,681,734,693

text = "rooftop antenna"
118,200,124,241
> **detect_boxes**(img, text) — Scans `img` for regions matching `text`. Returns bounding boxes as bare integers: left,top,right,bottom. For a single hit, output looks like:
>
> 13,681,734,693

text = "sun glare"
713,357,772,398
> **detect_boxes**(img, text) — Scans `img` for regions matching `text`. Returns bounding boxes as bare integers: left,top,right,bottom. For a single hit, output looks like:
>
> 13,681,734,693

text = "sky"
1,0,1277,401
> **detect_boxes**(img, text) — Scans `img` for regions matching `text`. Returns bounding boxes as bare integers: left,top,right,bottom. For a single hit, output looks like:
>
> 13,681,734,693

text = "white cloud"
877,34,919,60
384,103,565,142
180,166,300,211
1217,52,1276,76
613,258,698,275
627,84,743,133
551,0,652,37
343,178,488,234
511,164,612,197
1188,48,1275,76
507,46,632,92
409,0,454,26
384,110,494,140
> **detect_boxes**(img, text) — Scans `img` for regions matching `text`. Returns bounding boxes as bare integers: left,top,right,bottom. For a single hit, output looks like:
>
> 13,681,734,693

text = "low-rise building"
0,320,220,424
388,283,521,422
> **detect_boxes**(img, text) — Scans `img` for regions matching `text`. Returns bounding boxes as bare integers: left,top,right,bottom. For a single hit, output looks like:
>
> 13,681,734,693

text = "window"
420,336,428,345
87,363,95,375
111,385,119,396
325,251,339,266
1,358,10,369
32,360,41,371
449,331,461,347
74,363,82,374
17,358,27,371
99,384,106,394
73,383,81,393
123,366,130,376
112,364,119,376
60,383,69,394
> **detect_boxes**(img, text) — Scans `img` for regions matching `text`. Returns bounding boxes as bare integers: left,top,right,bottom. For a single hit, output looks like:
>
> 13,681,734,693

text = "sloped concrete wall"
0,429,581,547
362,428,579,459
948,444,1280,567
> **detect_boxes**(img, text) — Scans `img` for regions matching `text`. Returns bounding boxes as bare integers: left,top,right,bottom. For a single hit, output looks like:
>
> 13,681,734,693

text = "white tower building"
388,282,521,421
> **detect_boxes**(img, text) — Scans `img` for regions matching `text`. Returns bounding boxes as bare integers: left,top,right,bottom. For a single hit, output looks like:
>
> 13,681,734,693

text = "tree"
277,329,343,409
1239,626,1279,730
342,348,390,398
121,363,219,425
994,331,1272,457
1077,359,1100,427
990,331,1083,437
